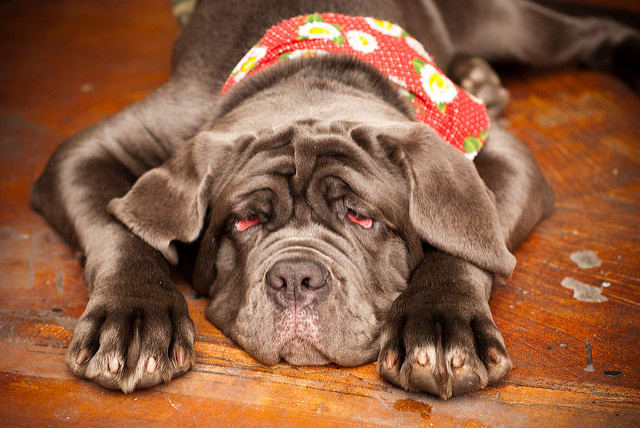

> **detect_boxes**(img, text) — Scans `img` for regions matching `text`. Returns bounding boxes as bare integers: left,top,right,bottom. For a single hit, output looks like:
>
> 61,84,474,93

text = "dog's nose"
266,258,329,308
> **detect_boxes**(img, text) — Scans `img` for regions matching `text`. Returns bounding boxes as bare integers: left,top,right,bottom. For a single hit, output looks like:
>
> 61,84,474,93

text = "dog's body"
31,0,638,398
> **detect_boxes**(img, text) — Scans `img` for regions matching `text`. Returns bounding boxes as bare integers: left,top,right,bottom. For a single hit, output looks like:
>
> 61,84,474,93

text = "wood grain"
1,0,639,426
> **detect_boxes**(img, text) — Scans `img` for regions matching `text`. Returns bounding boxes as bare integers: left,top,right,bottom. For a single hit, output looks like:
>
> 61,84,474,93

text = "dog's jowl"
32,0,638,397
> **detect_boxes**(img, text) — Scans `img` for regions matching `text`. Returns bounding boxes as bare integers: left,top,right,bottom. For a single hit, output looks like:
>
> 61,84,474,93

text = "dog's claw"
452,353,464,369
146,356,157,374
108,358,120,374
417,349,428,366
176,346,186,367
385,351,397,369
489,347,501,364
76,348,89,365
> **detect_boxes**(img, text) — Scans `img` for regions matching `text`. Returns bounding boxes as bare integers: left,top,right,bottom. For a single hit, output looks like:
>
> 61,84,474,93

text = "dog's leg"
437,0,639,89
401,0,638,104
31,80,214,392
377,127,553,399
473,127,555,252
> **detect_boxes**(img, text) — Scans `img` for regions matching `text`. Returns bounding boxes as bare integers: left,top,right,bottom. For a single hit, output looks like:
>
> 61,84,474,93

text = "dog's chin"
272,306,330,365
279,339,330,365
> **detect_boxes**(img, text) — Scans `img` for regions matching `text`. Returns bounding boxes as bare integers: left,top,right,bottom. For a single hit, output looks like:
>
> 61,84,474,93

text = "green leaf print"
305,13,323,23
436,102,446,114
279,52,292,61
412,58,425,74
480,130,488,141
333,35,345,46
296,36,308,41
464,136,482,153
333,24,343,31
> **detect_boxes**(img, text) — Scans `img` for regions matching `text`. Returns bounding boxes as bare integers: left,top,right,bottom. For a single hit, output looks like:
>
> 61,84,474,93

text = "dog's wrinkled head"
109,102,514,368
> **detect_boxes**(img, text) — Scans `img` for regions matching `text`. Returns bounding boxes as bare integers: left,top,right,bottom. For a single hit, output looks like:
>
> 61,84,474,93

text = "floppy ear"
107,131,229,265
381,123,516,277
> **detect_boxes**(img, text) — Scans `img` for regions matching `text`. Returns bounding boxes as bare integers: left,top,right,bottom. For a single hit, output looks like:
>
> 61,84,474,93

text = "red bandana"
222,13,489,159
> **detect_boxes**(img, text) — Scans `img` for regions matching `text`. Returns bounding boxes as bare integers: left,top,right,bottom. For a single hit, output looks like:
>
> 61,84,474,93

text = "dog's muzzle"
266,258,330,308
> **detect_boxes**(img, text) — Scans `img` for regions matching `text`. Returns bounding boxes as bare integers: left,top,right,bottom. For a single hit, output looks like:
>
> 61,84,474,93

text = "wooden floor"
1,1,639,426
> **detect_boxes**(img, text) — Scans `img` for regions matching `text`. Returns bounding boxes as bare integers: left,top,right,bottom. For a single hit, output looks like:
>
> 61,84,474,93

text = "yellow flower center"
429,73,449,92
374,19,392,30
240,56,257,72
309,27,330,35
359,35,369,46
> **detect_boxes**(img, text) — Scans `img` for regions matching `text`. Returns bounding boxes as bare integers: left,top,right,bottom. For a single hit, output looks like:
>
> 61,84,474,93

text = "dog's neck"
212,55,414,132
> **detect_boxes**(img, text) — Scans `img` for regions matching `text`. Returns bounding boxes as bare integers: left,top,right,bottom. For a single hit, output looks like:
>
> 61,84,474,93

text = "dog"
31,0,638,398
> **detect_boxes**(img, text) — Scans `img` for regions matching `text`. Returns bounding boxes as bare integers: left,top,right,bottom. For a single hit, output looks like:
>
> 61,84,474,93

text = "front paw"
377,293,511,399
65,291,195,393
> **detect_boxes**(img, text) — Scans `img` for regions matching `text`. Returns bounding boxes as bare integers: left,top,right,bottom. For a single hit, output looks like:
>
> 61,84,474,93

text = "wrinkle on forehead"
227,119,409,228
233,120,368,192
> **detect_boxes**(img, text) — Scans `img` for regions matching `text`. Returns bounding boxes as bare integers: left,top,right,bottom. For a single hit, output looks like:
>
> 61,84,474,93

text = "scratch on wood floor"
584,339,595,372
166,395,178,410
55,271,64,295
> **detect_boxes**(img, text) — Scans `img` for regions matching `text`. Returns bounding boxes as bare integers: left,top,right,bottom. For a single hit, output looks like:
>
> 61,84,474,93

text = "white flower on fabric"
364,17,404,37
231,46,267,81
405,37,432,61
298,22,342,40
464,151,479,160
346,30,378,54
419,64,457,105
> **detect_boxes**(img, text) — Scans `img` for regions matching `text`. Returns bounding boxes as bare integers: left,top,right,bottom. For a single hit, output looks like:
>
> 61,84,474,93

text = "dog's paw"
377,295,511,399
449,56,509,118
65,291,195,393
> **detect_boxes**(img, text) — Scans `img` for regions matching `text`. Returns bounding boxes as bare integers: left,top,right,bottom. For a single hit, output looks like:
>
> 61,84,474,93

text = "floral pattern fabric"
221,13,490,159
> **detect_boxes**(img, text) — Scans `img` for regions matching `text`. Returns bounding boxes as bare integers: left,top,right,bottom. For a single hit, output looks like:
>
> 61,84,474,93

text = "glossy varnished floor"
0,1,638,426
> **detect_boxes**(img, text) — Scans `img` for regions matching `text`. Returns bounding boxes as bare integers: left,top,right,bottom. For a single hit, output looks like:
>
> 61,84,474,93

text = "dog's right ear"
107,131,231,265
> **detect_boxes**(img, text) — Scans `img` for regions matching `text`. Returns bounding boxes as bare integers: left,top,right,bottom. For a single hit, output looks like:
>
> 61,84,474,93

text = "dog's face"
108,95,514,367
196,120,420,366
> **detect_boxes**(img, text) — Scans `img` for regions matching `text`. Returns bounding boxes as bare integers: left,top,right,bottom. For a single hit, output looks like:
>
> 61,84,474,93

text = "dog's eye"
235,217,260,232
347,210,373,229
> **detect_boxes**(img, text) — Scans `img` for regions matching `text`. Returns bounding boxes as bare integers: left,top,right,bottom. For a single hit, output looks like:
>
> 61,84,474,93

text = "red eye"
347,211,373,229
235,218,260,231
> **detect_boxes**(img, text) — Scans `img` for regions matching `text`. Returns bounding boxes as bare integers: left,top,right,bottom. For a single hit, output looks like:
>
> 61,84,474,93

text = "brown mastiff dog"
31,0,638,398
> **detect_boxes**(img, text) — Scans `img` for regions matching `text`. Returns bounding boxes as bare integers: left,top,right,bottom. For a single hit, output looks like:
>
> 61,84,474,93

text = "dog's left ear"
107,131,230,265
379,123,516,277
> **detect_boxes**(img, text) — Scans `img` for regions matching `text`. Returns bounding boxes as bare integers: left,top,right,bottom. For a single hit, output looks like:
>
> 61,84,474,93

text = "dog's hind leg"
436,0,639,89
448,56,510,118
399,0,638,115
